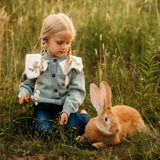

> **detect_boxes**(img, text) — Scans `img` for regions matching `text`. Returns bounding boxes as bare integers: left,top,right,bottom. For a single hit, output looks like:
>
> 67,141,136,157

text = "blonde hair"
34,13,75,90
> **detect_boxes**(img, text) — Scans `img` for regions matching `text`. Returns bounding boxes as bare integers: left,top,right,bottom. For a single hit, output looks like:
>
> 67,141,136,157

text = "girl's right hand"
19,94,30,104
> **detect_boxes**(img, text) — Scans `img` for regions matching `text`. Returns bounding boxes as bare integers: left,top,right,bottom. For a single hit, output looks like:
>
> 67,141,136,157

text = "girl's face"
46,32,73,58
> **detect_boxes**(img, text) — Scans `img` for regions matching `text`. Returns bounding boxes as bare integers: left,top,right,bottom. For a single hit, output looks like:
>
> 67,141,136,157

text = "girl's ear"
100,81,112,109
90,83,104,115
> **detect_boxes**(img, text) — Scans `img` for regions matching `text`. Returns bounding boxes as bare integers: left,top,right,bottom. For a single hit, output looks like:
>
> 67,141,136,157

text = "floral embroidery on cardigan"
59,56,83,75
25,54,48,79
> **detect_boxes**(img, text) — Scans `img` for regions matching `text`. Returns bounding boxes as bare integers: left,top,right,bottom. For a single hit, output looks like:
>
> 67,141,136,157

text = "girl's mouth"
59,51,65,54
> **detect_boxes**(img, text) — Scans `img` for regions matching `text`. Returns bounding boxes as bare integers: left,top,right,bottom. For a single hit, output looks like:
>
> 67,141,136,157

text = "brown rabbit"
81,81,146,148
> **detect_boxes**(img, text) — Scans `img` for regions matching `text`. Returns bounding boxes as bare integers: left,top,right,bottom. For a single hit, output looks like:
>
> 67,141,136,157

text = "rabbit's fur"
82,81,146,147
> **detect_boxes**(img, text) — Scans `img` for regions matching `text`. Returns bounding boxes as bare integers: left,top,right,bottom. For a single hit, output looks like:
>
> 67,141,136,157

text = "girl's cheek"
67,45,71,49
57,44,61,48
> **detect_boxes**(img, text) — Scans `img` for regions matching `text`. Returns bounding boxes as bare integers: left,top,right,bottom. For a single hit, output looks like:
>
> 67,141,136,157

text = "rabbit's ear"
100,81,112,109
90,83,104,115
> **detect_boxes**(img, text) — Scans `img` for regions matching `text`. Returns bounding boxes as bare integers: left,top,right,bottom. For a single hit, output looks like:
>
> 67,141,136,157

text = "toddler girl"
18,13,89,136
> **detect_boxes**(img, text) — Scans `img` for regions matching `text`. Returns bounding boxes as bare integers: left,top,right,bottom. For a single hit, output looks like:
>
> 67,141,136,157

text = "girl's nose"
62,43,67,49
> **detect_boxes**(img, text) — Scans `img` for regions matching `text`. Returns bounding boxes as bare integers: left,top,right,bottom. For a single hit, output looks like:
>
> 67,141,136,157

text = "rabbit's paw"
92,142,104,148
76,136,81,141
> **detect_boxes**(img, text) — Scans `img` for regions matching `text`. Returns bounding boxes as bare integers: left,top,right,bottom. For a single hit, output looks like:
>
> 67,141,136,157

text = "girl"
18,13,89,136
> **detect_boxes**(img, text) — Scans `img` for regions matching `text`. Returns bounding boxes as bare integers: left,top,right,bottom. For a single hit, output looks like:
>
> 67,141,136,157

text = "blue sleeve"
62,70,86,116
18,78,36,98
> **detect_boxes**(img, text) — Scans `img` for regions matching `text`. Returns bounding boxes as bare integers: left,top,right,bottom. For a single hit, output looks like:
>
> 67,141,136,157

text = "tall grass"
0,0,160,159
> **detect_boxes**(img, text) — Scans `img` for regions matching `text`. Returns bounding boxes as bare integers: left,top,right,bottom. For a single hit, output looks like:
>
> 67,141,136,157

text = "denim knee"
33,110,53,134
68,112,89,135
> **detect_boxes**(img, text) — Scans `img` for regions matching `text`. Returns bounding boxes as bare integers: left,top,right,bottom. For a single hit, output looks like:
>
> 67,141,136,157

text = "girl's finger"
60,116,67,125
19,98,23,104
59,118,64,125
25,97,29,102
64,117,68,124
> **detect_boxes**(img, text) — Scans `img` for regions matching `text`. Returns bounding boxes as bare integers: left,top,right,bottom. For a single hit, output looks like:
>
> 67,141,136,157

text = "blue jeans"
33,103,89,136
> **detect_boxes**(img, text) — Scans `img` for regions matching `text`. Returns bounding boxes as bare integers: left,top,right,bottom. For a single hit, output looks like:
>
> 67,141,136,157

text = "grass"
0,0,160,159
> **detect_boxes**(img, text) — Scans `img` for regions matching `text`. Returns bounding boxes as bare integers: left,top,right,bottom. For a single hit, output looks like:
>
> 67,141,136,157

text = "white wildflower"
35,102,38,106
31,90,40,101
36,90,40,95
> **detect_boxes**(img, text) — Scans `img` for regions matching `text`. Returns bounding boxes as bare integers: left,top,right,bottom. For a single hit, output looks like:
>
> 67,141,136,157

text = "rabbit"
81,81,147,148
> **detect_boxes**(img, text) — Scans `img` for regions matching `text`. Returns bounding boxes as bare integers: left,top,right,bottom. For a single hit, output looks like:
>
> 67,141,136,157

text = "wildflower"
31,90,40,105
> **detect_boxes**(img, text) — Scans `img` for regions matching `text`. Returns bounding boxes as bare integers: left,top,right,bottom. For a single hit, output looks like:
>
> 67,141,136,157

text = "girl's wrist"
61,111,68,116
61,112,68,116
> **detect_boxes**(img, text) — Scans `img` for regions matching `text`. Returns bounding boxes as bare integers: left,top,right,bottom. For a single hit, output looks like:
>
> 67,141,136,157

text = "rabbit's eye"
104,117,108,121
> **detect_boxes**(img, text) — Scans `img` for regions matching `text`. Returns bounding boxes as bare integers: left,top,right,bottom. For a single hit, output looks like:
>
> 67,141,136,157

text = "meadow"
0,0,160,159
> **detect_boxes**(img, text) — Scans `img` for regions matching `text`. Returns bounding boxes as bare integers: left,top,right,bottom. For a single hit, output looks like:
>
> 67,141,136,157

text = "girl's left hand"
60,112,68,125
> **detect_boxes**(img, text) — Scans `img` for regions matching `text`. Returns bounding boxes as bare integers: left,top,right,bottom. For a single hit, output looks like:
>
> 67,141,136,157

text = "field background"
0,0,160,159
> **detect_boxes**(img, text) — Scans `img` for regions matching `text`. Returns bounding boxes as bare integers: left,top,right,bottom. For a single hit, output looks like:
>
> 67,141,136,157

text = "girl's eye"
104,117,108,121
56,41,71,45
66,41,71,45
57,42,63,45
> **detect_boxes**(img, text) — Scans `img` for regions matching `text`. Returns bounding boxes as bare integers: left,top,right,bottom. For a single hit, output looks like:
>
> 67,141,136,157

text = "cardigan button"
52,74,56,77
53,59,57,62
54,89,58,92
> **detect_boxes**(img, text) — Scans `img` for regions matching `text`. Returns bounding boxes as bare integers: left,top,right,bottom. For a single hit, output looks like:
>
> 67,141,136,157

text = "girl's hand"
60,112,68,125
19,93,30,104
